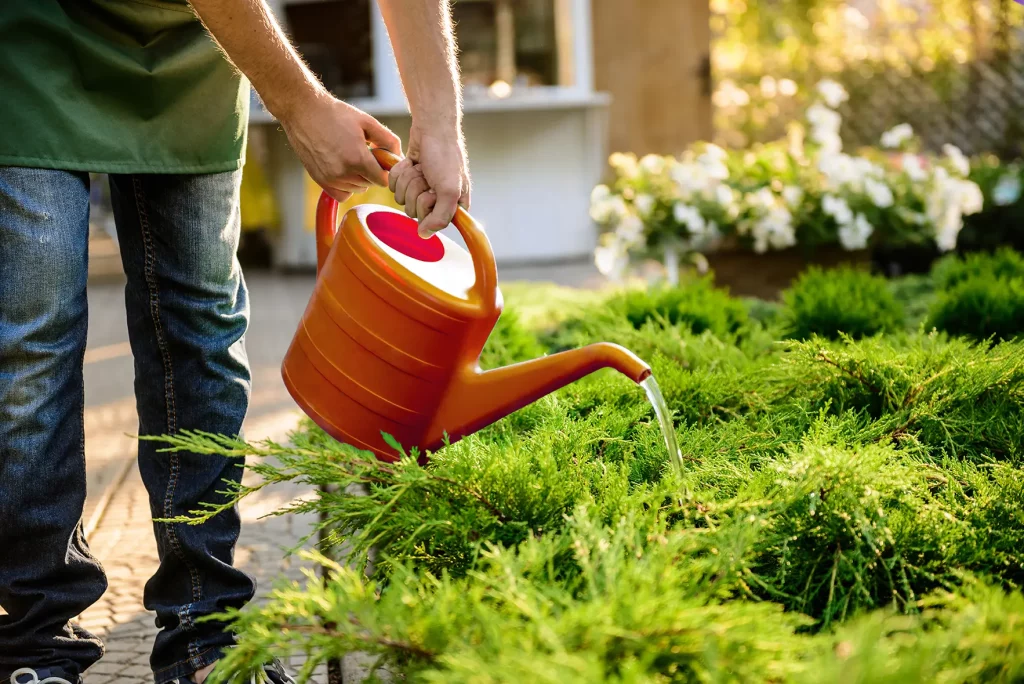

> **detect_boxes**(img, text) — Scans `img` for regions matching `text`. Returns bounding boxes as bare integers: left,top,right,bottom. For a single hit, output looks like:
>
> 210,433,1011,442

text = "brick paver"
78,409,329,683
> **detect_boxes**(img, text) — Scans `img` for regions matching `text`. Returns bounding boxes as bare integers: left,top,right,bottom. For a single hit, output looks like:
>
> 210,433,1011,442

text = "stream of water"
641,376,685,479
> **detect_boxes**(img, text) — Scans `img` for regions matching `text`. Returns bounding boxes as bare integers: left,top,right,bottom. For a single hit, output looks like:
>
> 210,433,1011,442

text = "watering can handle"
315,147,499,314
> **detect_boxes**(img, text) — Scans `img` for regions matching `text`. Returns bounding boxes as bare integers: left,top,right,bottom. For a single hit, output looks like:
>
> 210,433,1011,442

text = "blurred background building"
241,0,713,270
88,0,1023,282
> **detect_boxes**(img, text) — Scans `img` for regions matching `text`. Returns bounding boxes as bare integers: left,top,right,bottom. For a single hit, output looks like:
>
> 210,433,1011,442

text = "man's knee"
0,167,89,413
0,167,89,323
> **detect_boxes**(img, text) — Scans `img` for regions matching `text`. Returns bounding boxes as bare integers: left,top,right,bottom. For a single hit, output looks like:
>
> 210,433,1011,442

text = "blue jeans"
0,168,255,683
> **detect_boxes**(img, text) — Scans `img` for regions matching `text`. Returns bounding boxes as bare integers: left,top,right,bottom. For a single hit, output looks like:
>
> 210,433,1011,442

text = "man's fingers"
415,190,437,226
355,146,389,187
325,188,353,203
388,157,414,194
419,183,460,237
323,179,367,203
363,116,402,155
393,167,423,207
403,178,430,219
337,175,370,191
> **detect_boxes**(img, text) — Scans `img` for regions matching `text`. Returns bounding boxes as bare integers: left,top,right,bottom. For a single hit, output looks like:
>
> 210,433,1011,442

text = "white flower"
817,79,849,109
901,153,928,182
594,244,618,275
634,193,656,217
864,177,894,208
838,213,873,250
590,193,629,224
696,148,730,181
591,184,611,204
822,194,854,225
783,185,804,208
993,173,1022,206
812,129,843,155
752,211,796,253
934,206,963,252
700,143,728,161
956,179,984,215
594,242,629,279
616,214,645,243
807,103,842,135
880,123,914,149
673,202,706,234
743,192,795,253
755,187,778,208
670,161,710,196
818,153,862,188
609,152,640,178
715,184,735,208
942,144,970,177
924,170,975,252
639,154,666,176
855,157,885,179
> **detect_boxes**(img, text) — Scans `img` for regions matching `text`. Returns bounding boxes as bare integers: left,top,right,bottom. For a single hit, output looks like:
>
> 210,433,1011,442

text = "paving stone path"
77,408,330,684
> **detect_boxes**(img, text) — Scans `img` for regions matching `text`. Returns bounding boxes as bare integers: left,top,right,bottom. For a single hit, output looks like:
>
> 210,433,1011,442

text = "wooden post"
591,0,713,155
554,0,575,87
495,0,517,84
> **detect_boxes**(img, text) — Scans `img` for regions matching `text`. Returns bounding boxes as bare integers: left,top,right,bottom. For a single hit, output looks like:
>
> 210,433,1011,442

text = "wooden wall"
591,0,713,157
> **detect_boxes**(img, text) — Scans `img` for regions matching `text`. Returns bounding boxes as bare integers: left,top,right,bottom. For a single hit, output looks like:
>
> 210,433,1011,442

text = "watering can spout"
427,343,651,447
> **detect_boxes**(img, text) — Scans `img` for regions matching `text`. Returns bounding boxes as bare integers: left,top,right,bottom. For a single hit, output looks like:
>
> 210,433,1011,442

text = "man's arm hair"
187,0,462,134
376,0,462,139
186,0,327,122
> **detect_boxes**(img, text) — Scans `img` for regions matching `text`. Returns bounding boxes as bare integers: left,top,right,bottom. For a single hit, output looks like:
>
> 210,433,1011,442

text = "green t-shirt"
0,0,249,174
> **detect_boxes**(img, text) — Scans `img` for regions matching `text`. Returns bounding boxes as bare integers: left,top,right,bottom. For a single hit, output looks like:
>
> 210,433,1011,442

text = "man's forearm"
376,0,462,136
187,0,327,120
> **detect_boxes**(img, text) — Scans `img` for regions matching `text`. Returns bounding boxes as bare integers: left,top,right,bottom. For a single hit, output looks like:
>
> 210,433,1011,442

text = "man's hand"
389,125,470,238
185,0,467,226
280,94,402,203
377,0,467,239
184,0,404,202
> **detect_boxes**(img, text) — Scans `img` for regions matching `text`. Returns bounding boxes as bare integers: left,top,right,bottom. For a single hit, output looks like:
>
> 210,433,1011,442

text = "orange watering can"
281,148,651,462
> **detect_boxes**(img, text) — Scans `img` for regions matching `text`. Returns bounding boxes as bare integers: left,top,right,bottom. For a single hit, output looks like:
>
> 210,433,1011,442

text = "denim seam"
153,644,224,684
130,176,203,615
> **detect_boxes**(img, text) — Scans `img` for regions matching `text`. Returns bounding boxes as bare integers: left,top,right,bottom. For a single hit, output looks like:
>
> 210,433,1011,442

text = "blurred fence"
839,42,1024,157
711,0,1024,157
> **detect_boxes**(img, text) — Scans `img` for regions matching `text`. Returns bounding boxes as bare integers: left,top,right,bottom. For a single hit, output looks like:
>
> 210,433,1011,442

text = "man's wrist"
411,103,461,138
261,77,331,124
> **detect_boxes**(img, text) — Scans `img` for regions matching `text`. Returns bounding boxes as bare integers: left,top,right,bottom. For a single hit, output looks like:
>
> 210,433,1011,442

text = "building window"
283,0,375,99
279,0,576,102
453,0,573,96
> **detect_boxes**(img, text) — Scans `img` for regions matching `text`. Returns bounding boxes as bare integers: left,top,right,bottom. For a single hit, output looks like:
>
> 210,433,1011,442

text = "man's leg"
107,172,255,684
0,168,106,680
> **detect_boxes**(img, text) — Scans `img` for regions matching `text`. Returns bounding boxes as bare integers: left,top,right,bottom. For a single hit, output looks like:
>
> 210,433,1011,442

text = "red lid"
366,211,444,263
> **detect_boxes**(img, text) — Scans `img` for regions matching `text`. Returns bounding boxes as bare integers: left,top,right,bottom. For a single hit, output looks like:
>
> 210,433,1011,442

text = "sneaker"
172,658,296,684
10,668,82,684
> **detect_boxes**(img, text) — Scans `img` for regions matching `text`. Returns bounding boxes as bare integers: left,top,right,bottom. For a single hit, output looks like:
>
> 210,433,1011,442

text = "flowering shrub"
591,79,1002,281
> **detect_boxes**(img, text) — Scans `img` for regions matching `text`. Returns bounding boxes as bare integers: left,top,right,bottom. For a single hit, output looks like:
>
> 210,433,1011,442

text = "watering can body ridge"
281,148,651,462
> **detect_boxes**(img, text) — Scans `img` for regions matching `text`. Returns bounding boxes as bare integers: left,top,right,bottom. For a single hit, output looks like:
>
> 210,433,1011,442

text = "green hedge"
781,266,904,340
153,254,1024,684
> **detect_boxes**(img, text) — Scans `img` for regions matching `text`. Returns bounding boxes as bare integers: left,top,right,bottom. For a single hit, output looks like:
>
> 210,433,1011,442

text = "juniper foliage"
927,275,1024,341
150,254,1024,683
780,266,904,340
